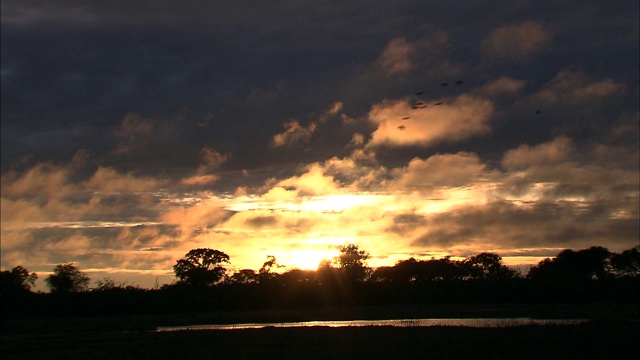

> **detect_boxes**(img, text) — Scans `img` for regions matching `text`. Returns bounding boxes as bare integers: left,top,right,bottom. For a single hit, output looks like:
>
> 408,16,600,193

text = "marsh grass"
2,303,638,359
3,321,639,360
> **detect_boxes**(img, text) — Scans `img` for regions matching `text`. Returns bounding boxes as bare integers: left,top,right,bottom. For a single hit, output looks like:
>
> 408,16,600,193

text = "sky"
1,0,639,290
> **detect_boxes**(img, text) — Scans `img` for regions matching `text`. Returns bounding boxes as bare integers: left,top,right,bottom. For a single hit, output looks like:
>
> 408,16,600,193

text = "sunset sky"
2,1,638,290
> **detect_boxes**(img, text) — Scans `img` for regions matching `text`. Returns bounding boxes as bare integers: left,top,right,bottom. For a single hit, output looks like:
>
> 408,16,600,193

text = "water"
157,318,587,332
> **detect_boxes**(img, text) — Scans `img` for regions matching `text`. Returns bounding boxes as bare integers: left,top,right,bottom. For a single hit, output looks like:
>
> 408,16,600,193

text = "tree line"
2,245,638,317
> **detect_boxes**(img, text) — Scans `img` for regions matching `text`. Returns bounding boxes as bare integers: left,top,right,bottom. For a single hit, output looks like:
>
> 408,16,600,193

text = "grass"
2,303,638,359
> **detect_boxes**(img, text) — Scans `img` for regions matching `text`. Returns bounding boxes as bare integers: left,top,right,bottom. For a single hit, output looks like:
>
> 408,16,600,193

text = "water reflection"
157,318,587,332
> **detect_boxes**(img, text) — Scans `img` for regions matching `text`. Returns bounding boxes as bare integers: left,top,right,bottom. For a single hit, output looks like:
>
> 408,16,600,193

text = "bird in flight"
402,117,410,120
536,110,540,114
455,80,464,85
440,82,449,86
398,125,406,130
434,102,443,105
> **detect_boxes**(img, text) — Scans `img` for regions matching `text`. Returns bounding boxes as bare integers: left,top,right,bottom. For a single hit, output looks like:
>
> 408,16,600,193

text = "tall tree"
335,244,371,283
0,266,38,295
173,248,230,287
45,263,90,293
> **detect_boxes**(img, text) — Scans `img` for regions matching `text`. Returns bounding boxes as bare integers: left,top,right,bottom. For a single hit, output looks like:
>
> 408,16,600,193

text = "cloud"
393,152,495,190
321,150,388,191
386,213,428,236
482,21,551,61
84,166,166,193
159,198,230,242
475,77,527,97
270,120,317,148
245,215,279,229
270,102,344,148
179,174,220,187
319,101,344,122
532,69,626,105
348,133,366,147
499,137,638,201
502,136,575,170
367,95,494,148
377,37,415,76
199,146,229,170
276,163,340,196
412,200,638,253
2,160,166,201
112,113,155,155
1,162,76,199
179,146,229,186
376,33,455,78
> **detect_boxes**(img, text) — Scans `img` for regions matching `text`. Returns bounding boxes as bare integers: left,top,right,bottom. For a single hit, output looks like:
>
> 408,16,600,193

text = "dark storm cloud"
4,0,637,176
245,215,278,229
386,213,427,235
412,200,639,251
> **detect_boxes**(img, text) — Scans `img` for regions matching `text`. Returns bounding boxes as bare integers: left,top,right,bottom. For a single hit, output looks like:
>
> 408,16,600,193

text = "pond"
157,318,587,331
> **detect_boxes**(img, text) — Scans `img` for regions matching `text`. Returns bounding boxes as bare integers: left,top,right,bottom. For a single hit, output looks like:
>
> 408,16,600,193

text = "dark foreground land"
2,303,639,360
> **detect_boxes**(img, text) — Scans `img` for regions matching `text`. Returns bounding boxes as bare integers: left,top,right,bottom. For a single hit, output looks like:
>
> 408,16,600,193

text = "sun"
299,193,382,212
285,249,336,270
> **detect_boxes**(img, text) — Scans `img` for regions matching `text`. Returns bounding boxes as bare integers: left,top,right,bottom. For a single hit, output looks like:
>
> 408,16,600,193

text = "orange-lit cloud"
276,163,340,196
393,152,497,190
502,136,575,170
160,197,229,239
270,102,344,148
85,166,166,193
271,120,317,148
367,95,494,147
180,146,228,186
319,101,344,122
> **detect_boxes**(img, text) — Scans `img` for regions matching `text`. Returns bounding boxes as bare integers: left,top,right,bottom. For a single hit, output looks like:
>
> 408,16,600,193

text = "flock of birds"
397,80,464,131
396,80,540,131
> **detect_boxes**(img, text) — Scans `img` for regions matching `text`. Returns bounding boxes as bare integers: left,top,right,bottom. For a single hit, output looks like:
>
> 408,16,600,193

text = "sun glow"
223,192,390,213
283,249,338,270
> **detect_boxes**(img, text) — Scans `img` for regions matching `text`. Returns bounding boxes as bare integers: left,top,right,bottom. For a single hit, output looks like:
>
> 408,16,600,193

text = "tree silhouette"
0,266,38,296
527,247,612,282
463,253,518,280
45,263,90,293
335,244,371,283
228,269,259,284
173,248,230,287
258,255,283,283
610,246,640,278
371,257,466,283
